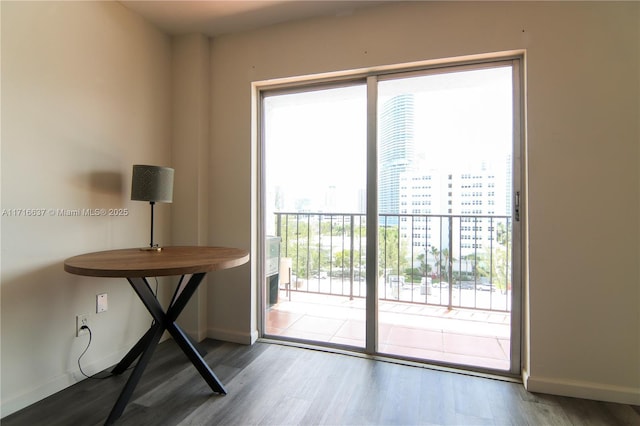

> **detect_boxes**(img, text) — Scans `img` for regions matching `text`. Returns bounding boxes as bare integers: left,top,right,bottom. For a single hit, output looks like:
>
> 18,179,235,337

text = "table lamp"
131,164,174,251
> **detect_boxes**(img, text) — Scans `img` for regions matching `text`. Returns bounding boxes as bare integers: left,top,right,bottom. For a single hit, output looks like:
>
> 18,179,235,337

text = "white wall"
1,1,172,415
170,34,211,341
207,1,639,404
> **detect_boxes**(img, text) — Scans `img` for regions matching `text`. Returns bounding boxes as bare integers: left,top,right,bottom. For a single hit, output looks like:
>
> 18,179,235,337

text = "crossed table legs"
105,273,226,425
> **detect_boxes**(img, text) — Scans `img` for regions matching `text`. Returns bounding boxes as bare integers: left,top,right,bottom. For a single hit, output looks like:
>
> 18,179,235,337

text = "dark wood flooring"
3,339,639,425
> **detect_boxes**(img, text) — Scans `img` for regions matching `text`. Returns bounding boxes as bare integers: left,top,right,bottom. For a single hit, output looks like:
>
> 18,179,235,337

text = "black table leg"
167,321,227,394
162,273,227,394
105,273,226,425
167,274,208,357
105,323,164,425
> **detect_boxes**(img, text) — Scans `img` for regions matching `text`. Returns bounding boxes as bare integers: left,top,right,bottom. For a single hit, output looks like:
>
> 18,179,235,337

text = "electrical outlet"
96,293,108,313
76,314,89,337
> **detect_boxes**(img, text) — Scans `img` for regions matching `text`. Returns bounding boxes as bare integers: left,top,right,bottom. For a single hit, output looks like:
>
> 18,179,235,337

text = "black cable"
77,324,148,381
150,276,160,327
77,326,113,380
78,277,161,379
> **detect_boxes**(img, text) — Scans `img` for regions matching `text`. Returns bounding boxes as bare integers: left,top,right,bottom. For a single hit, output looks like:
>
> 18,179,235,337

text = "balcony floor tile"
265,290,511,371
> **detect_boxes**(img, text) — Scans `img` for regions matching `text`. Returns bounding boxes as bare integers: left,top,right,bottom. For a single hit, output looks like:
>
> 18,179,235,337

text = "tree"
333,249,362,270
496,221,510,246
430,246,440,277
379,226,409,276
278,215,314,278
462,253,491,280
430,246,457,282
490,246,511,293
416,253,432,278
486,220,512,292
439,248,456,282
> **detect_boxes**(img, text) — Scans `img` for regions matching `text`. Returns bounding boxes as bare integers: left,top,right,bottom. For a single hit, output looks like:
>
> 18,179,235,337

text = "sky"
263,65,513,214
380,65,513,172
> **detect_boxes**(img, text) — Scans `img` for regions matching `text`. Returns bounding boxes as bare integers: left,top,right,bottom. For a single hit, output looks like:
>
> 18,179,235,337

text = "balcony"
266,292,510,371
266,212,513,370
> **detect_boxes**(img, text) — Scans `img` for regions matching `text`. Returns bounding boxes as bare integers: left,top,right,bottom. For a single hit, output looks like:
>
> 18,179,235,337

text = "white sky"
264,85,367,197
264,66,513,213
380,65,513,171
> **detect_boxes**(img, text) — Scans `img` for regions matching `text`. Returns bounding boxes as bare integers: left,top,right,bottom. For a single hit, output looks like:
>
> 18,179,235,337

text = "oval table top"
64,246,250,278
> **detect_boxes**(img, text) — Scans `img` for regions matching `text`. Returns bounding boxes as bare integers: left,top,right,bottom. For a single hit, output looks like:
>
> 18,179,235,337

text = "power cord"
77,325,113,379
78,279,160,379
150,277,160,328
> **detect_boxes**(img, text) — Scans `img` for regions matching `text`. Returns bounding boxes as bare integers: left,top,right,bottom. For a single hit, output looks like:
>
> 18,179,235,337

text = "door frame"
254,51,526,376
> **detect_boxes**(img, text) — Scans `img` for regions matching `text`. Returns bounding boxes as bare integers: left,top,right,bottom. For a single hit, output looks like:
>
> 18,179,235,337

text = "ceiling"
120,1,391,37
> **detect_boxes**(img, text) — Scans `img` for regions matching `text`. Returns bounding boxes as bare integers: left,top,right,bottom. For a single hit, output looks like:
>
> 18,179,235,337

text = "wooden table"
64,246,249,425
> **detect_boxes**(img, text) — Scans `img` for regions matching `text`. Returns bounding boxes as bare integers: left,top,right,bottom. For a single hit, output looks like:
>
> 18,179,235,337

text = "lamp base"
139,246,162,252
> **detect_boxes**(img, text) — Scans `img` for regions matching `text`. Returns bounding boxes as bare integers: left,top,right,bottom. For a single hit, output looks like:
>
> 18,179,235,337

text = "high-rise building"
399,161,509,256
379,94,415,217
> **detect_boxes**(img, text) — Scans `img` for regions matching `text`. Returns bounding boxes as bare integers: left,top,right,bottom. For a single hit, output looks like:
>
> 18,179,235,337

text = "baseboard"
207,327,255,345
1,372,75,418
1,345,132,418
249,328,259,344
180,327,208,343
523,369,640,405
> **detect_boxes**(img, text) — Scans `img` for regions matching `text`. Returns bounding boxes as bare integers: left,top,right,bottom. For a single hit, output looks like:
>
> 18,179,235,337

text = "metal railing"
274,212,512,312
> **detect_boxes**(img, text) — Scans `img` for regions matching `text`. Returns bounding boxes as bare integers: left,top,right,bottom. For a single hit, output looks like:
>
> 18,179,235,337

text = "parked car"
477,283,495,292
387,275,405,287
460,281,475,290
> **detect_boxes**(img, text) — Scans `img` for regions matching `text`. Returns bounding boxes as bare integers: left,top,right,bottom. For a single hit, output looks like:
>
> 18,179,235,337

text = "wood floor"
4,339,639,425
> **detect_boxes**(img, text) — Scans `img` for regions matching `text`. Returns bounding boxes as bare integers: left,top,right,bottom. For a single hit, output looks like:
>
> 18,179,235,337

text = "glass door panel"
263,84,367,349
376,65,516,371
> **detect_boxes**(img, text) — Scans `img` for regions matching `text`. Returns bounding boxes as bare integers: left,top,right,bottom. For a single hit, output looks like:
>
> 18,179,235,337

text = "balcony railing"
274,212,512,312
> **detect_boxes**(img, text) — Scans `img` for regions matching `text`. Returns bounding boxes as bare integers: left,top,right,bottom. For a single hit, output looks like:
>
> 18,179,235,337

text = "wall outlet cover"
76,314,89,337
97,293,108,313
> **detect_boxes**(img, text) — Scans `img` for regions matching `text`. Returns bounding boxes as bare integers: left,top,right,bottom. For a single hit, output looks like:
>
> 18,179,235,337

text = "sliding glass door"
259,57,522,375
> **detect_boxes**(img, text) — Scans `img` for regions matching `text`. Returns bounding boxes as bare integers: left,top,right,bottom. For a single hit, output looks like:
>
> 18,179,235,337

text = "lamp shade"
131,165,174,203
